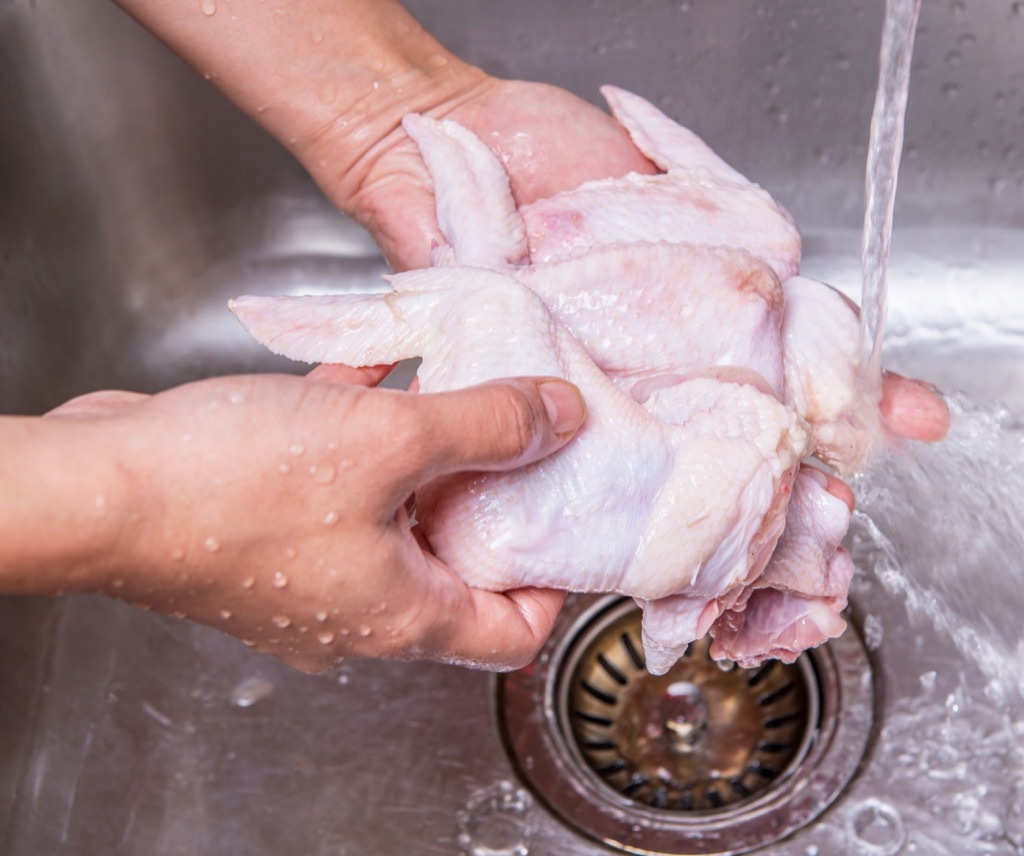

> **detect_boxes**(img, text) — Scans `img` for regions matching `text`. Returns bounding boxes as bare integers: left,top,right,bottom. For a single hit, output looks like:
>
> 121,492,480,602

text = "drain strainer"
499,596,874,855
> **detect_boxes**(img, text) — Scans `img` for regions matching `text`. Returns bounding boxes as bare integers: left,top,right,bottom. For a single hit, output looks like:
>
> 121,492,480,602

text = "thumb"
408,377,587,479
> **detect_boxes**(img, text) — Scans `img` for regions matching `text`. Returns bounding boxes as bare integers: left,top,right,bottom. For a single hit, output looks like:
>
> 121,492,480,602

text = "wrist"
0,416,129,596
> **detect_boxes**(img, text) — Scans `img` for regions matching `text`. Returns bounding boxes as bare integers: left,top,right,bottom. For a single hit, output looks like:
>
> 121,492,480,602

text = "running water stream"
810,1,1024,852
859,0,921,389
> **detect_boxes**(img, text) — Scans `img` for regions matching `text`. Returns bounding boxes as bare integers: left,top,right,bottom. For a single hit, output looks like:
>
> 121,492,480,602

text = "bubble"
358,626,372,637
323,510,339,526
278,463,291,475
219,608,233,620
317,630,336,645
311,25,325,43
272,615,292,629
203,537,221,553
241,576,256,590
272,571,289,589
110,578,125,590
315,611,328,623
288,443,305,457
200,0,216,15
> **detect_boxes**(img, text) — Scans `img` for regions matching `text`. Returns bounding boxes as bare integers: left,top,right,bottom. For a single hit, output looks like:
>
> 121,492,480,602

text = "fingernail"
538,380,587,438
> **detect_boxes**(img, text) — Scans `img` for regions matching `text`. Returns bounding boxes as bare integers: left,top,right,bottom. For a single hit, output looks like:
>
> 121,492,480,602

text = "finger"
817,470,856,511
307,362,394,387
44,390,150,419
880,372,950,442
406,377,587,480
434,586,566,671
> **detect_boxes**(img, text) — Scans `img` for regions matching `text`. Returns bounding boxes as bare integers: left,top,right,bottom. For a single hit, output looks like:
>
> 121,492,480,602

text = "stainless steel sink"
2,1,1023,854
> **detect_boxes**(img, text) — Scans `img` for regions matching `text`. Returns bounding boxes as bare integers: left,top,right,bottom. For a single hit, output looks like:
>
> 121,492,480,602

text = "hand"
36,371,586,673
327,76,659,271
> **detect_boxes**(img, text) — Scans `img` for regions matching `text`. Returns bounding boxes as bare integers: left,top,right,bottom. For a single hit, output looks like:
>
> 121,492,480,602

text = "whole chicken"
231,87,874,673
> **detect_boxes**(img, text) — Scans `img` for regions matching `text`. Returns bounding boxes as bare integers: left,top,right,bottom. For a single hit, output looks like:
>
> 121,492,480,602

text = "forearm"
112,0,484,205
0,417,123,595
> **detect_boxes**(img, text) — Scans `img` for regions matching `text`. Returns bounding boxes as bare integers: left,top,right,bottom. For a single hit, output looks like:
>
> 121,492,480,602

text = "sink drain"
498,596,874,855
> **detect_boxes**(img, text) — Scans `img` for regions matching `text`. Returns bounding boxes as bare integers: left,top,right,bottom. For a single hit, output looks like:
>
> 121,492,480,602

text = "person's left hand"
43,366,586,673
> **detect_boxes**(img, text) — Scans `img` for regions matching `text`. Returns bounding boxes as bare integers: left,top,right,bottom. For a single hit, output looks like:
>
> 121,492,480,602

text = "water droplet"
848,799,906,855
171,610,186,619
255,104,269,114
322,510,339,526
278,462,291,475
310,463,336,485
272,615,291,629
241,576,255,590
288,443,305,457
242,639,256,648
358,626,372,637
203,537,221,553
272,571,289,589
285,547,297,559
337,670,351,685
315,610,328,623
456,781,533,856
311,25,325,43
219,608,233,620
317,630,336,645
863,614,884,649
200,0,216,15
230,676,274,708
171,547,186,562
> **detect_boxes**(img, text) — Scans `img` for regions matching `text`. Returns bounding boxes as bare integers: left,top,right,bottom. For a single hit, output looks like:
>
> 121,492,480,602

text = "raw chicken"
708,468,855,666
230,269,808,675
405,98,876,471
520,86,802,282
232,87,872,673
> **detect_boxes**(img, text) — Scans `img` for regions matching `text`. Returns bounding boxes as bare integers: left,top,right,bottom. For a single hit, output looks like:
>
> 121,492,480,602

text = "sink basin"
2,1,1022,854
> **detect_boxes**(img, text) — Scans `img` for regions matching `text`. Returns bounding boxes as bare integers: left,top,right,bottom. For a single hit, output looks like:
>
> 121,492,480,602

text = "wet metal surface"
1,1,1022,854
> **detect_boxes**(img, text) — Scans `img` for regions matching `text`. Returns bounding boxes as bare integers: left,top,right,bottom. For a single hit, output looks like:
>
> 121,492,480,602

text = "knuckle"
491,384,541,461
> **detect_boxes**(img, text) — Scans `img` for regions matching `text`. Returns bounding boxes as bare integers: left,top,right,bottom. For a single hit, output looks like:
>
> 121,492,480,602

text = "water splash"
859,0,922,389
